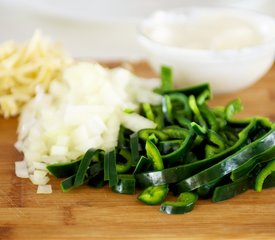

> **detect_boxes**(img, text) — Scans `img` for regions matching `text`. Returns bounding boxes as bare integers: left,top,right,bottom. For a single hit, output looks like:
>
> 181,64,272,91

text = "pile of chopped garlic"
0,30,72,118
15,62,161,193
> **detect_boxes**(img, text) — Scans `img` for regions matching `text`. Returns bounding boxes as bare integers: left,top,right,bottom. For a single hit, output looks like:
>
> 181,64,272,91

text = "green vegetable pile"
47,66,275,214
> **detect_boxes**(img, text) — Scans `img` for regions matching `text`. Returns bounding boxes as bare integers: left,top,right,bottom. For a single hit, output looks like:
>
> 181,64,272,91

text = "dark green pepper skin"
138,185,169,205
173,128,275,194
112,174,136,194
163,83,211,99
47,158,81,178
212,176,250,202
160,192,198,214
135,119,262,188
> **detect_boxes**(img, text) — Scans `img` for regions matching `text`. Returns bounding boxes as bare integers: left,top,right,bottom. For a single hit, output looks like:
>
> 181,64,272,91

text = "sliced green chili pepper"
160,66,173,92
175,113,192,129
145,139,164,171
61,175,75,192
162,126,189,139
104,149,118,187
212,176,250,202
205,130,225,158
153,105,165,129
133,156,151,175
142,103,155,121
138,184,169,205
163,83,210,99
160,192,198,214
116,148,132,173
138,129,169,141
255,158,275,192
130,132,140,166
118,126,127,149
158,139,183,154
173,128,275,194
47,157,81,178
162,95,173,123
189,95,207,131
112,174,136,194
262,172,275,189
148,133,158,144
197,177,224,198
225,98,243,120
74,148,101,187
88,161,104,188
191,122,207,135
162,129,196,166
199,103,219,132
197,89,211,105
135,119,259,188
231,146,275,181
169,93,192,119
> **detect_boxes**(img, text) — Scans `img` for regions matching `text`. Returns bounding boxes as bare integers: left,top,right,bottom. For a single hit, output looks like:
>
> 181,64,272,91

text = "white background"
0,0,274,59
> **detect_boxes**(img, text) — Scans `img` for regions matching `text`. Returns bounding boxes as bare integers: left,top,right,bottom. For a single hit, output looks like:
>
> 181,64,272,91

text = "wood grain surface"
0,62,274,240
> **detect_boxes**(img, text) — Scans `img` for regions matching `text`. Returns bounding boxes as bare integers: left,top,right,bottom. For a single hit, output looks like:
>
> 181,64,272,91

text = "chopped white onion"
121,112,157,132
15,62,161,191
37,185,52,194
15,161,29,178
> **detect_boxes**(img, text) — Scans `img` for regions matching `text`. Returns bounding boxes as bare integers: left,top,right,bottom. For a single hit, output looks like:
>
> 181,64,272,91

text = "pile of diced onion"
15,62,161,193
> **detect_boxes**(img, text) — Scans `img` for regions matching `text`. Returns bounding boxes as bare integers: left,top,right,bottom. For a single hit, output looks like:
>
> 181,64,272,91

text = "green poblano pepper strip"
255,158,275,192
160,192,198,214
162,95,173,123
104,149,118,188
197,89,211,106
138,129,169,141
205,130,226,158
145,139,164,171
116,148,132,173
118,125,127,149
160,66,173,92
162,126,189,139
153,105,165,129
112,174,136,194
135,119,261,188
47,157,82,178
191,122,207,135
261,172,275,189
158,139,183,154
163,83,211,99
199,103,219,132
169,92,192,120
224,98,243,120
189,95,207,133
142,103,155,122
231,146,275,181
138,184,169,205
162,129,196,166
173,127,275,194
74,148,102,187
148,133,158,145
175,112,192,129
197,176,224,198
130,132,140,166
61,175,75,192
133,156,151,175
212,176,250,202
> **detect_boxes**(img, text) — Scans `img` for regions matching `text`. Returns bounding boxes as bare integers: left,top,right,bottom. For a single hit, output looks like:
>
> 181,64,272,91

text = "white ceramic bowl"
138,7,275,94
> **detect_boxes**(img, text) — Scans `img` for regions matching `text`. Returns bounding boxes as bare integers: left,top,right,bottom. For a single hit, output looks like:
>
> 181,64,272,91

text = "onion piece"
37,185,52,194
121,112,157,132
15,161,29,178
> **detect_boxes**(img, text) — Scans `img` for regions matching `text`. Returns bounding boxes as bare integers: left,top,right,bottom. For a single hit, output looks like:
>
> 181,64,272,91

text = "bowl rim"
138,6,275,56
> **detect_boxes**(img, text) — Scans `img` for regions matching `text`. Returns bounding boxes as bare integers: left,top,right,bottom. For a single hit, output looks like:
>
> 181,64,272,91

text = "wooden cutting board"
0,62,275,240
